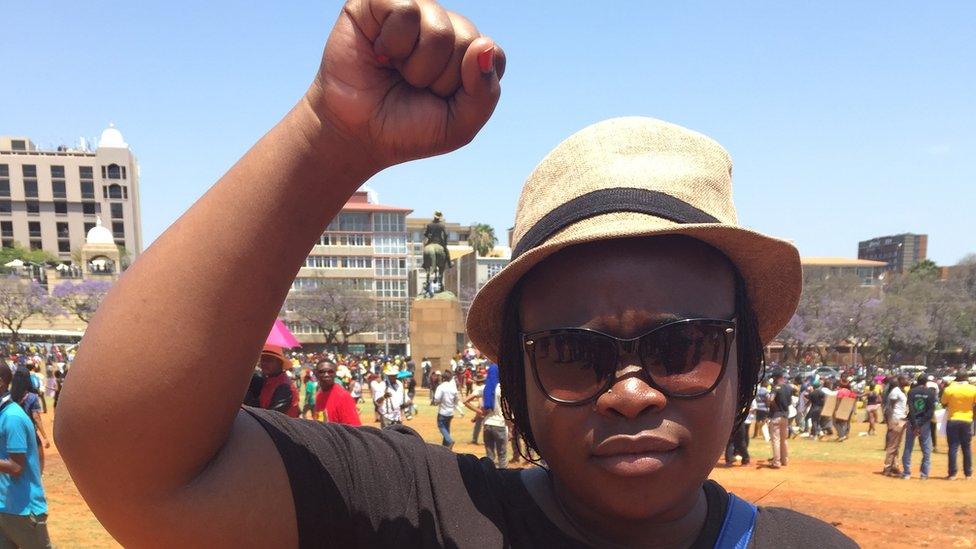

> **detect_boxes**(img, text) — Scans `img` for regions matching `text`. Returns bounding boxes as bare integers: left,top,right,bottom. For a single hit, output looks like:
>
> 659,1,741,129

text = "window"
11,141,26,151
26,201,40,215
54,202,68,215
50,165,65,178
375,257,407,277
318,233,371,246
80,181,94,199
304,255,338,269
29,240,42,250
58,240,70,253
52,180,66,199
0,166,6,177
122,166,127,179
112,221,125,238
326,212,369,232
111,203,124,219
1,221,12,248
375,279,407,298
28,222,41,238
82,202,98,215
79,166,93,179
101,166,106,178
373,235,407,255
56,222,69,238
0,201,10,214
0,179,7,198
107,164,122,179
21,165,36,178
84,222,95,234
373,212,405,232
23,180,37,198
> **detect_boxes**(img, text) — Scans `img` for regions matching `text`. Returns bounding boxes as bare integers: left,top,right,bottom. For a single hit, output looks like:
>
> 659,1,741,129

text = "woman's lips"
590,434,680,476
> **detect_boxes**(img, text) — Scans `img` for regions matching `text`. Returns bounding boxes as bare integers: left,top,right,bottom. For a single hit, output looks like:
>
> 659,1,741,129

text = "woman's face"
519,237,739,521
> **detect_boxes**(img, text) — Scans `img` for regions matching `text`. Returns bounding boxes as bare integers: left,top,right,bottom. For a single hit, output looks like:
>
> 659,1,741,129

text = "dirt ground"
38,390,976,547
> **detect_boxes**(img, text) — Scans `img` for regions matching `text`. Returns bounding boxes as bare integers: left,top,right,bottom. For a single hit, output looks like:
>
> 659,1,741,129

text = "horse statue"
422,243,448,297
422,211,450,298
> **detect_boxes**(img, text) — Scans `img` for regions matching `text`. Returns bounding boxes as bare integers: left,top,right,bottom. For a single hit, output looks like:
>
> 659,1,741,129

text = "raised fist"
307,0,506,167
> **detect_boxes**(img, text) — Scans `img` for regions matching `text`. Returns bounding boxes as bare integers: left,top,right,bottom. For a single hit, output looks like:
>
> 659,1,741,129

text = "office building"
0,126,143,262
858,233,927,274
284,190,411,353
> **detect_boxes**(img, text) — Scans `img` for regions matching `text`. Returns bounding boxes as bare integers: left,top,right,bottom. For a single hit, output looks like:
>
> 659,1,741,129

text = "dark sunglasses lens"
639,322,730,396
529,331,616,402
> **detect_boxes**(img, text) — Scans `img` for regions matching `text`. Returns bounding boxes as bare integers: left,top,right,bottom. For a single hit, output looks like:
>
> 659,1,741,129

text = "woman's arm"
54,1,503,546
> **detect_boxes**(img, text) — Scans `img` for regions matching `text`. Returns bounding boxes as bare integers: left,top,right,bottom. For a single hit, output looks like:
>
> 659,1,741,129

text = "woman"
865,380,882,435
54,1,856,546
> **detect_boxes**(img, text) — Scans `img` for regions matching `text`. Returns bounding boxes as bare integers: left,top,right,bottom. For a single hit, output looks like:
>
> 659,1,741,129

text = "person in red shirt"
258,345,299,418
313,360,361,426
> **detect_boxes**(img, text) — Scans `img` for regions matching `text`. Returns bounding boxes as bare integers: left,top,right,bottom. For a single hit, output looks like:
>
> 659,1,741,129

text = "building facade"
858,233,927,274
285,190,411,353
801,257,888,286
0,126,143,262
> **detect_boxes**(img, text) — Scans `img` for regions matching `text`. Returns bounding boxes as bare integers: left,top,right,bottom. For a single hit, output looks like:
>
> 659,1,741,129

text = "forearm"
0,459,22,476
55,98,378,496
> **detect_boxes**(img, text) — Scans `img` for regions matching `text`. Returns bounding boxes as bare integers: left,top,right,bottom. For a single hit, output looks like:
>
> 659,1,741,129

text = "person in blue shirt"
0,364,51,548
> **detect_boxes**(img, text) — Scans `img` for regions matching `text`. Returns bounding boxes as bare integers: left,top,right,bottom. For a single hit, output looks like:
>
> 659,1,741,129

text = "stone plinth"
409,294,464,376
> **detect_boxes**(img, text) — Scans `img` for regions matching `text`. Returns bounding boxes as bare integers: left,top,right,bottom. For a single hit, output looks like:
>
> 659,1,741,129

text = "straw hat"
466,117,801,362
383,363,400,376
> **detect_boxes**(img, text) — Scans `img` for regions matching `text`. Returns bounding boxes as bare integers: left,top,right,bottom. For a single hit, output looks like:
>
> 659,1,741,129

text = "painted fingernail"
478,46,495,74
376,54,389,64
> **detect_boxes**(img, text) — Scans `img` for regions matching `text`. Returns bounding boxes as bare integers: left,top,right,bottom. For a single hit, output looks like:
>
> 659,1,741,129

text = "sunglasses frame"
521,317,737,406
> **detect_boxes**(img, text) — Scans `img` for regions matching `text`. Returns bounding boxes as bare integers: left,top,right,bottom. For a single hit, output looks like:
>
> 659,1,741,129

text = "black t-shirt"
769,384,793,418
906,386,936,426
245,407,856,548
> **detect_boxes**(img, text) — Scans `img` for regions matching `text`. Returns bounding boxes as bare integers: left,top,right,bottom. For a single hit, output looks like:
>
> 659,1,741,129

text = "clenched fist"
307,0,506,168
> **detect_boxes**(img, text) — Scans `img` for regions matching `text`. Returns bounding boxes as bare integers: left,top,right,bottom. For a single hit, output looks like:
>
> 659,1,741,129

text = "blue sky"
3,2,974,264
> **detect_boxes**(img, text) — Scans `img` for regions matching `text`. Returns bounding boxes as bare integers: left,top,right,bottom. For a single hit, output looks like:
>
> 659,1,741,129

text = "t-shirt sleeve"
243,406,507,548
3,412,30,454
752,507,858,548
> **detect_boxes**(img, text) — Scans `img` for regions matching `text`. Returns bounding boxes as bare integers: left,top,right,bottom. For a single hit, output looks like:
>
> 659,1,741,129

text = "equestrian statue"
422,211,450,297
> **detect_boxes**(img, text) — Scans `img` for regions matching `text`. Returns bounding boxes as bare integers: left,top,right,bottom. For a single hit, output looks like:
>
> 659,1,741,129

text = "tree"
0,243,58,269
52,279,113,323
284,283,387,352
467,223,497,257
908,259,940,280
0,276,59,344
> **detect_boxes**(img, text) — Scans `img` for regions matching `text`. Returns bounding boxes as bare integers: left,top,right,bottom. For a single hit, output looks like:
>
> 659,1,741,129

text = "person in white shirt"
482,384,508,468
433,370,460,449
882,375,909,476
372,365,404,428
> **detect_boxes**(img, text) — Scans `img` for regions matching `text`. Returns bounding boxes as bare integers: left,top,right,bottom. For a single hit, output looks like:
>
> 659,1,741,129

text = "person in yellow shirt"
940,371,976,480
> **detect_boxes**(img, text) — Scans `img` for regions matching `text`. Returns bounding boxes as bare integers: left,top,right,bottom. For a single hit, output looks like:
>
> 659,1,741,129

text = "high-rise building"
857,233,928,274
285,190,411,353
0,126,143,263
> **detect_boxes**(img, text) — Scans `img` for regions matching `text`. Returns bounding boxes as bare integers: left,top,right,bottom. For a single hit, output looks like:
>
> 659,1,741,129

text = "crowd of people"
242,345,515,469
0,342,74,548
723,365,976,481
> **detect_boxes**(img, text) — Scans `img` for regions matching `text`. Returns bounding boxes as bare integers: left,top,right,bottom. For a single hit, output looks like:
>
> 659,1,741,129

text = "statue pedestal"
409,294,464,377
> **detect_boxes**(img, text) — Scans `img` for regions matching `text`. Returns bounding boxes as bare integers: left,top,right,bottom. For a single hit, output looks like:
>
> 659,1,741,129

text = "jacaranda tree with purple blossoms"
0,275,60,344
52,279,113,324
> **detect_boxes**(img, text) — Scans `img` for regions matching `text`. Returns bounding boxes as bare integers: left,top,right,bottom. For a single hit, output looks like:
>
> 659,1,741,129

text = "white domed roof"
98,123,128,149
86,217,115,245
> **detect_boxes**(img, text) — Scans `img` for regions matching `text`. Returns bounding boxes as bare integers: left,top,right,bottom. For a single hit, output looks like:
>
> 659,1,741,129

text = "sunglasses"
521,317,736,405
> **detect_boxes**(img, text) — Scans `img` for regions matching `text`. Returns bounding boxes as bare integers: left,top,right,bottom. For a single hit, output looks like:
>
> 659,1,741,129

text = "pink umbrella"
266,318,301,349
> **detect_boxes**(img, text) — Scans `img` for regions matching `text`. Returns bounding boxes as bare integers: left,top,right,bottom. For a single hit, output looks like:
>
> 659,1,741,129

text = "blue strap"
714,493,757,549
